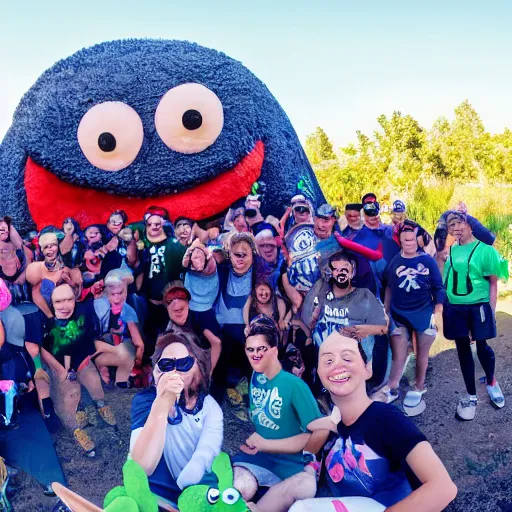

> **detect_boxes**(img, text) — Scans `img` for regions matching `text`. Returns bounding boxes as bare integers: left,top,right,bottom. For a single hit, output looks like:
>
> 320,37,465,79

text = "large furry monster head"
0,39,324,234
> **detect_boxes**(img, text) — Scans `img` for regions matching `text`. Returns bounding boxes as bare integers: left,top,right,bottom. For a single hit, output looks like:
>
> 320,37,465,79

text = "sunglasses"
245,346,269,355
294,206,310,214
157,356,195,373
232,252,248,259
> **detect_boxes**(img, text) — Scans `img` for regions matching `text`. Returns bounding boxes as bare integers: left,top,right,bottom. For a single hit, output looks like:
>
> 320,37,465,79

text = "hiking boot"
97,405,118,428
227,388,249,422
456,395,478,421
73,428,96,457
371,385,399,404
75,410,88,429
486,381,505,409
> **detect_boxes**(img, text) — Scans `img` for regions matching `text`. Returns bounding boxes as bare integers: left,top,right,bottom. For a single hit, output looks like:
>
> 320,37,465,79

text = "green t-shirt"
249,369,322,478
444,240,501,305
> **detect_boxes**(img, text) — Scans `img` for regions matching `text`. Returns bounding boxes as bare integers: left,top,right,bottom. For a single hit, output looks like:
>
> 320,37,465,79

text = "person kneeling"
130,332,223,511
232,315,324,512
307,332,457,511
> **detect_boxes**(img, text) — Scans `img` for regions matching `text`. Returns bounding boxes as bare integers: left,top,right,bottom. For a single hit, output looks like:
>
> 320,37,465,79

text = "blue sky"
2,0,512,147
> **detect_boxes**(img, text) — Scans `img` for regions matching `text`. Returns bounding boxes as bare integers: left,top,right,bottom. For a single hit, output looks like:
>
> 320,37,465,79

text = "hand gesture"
63,220,75,235
156,372,184,407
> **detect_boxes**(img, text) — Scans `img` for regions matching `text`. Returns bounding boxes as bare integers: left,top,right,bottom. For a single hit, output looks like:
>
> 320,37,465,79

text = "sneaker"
486,382,505,409
73,428,96,457
371,385,399,404
97,405,118,428
227,388,249,422
456,395,478,421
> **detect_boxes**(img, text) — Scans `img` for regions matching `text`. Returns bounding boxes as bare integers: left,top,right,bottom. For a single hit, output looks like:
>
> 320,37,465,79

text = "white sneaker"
456,395,478,421
486,382,505,409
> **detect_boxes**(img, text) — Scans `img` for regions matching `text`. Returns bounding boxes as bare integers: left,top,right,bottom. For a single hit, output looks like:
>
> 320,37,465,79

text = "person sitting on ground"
232,315,324,512
0,278,68,501
442,211,505,421
163,281,222,372
181,240,222,369
93,269,144,388
340,203,363,239
307,331,457,511
39,283,118,456
243,280,289,337
130,332,223,511
373,221,445,415
302,251,387,358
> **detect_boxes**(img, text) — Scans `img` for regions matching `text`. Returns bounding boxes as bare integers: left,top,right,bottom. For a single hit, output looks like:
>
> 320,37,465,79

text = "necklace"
167,392,206,425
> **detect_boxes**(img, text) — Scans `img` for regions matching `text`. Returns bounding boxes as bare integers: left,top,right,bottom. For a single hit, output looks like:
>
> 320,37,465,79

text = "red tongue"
25,141,264,229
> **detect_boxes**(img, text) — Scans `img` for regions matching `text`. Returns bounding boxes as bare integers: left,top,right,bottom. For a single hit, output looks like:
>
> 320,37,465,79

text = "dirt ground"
8,300,512,511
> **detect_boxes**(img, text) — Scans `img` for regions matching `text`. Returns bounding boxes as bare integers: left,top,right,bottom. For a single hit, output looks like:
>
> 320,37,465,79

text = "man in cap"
391,199,407,226
341,203,363,239
361,193,393,238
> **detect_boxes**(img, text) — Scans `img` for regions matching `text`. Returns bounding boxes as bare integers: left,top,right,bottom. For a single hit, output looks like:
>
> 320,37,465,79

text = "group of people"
0,187,507,511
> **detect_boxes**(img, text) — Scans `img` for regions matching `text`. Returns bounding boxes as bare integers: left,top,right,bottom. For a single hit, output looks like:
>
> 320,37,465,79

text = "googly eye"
77,101,143,171
155,83,224,154
222,488,241,505
206,487,220,504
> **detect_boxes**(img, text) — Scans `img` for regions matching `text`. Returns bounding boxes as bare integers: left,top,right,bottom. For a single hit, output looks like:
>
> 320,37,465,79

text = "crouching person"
130,332,223,511
232,315,325,512
306,331,457,511
40,283,118,457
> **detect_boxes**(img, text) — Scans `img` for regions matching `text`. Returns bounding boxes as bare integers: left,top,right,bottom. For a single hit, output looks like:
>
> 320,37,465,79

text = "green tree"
305,127,336,165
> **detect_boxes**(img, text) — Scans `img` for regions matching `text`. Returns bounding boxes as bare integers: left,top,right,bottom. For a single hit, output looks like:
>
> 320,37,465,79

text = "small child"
243,280,290,337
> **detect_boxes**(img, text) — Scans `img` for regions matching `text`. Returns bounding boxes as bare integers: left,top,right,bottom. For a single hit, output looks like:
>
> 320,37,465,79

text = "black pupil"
182,109,203,130
98,132,117,152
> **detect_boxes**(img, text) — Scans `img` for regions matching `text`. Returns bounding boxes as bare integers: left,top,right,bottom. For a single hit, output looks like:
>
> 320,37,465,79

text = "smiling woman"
0,39,324,234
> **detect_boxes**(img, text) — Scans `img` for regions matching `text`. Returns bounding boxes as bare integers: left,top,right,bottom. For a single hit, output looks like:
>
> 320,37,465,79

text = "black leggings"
455,337,495,396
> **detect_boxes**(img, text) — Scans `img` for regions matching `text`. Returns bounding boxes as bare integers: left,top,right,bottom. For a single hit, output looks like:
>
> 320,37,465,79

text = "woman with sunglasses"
130,331,222,511
442,212,504,420
375,221,445,416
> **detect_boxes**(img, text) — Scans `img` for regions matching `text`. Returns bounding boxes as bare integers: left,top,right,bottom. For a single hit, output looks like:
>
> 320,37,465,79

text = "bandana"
163,287,190,305
0,279,12,311
144,206,169,222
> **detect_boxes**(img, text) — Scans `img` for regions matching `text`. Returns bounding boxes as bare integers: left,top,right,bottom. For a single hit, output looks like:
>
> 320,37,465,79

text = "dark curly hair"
246,314,279,348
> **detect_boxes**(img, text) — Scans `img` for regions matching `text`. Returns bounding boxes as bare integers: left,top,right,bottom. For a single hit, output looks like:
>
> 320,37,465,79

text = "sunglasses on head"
157,356,194,373
294,206,310,214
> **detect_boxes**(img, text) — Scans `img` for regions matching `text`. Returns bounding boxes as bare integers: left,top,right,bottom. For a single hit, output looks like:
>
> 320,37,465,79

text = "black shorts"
443,302,496,341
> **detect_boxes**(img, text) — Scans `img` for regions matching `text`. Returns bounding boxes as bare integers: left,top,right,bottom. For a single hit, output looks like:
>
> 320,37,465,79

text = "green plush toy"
178,453,249,512
103,460,158,512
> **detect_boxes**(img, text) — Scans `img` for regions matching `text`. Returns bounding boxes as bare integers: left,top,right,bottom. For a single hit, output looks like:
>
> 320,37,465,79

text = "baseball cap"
345,203,362,212
362,193,377,205
363,202,380,217
144,206,169,221
316,203,337,219
392,200,406,213
162,281,191,305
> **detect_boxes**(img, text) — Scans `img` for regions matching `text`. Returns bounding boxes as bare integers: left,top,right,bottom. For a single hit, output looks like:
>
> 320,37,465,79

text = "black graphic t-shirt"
324,402,426,507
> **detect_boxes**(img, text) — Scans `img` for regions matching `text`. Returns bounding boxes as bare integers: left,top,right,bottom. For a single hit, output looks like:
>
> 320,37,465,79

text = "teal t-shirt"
444,240,501,305
249,369,322,478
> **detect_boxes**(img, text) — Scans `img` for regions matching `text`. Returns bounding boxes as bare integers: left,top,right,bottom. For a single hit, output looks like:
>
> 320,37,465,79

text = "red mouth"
25,141,264,229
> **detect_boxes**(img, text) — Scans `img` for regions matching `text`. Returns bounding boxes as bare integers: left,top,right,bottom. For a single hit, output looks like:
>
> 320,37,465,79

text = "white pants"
289,497,385,512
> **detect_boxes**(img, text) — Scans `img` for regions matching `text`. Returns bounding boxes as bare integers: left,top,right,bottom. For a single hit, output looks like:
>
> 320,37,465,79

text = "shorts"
391,307,437,337
232,451,305,483
443,301,496,341
190,309,222,338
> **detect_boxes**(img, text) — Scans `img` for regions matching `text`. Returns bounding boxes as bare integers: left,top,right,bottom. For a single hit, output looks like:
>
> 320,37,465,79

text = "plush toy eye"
155,83,224,154
222,488,241,505
206,487,220,504
77,101,143,171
